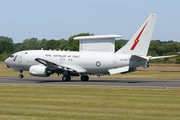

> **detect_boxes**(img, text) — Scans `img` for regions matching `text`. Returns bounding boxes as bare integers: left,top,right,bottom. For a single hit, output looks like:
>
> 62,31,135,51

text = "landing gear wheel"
85,75,89,81
81,75,89,81
62,75,71,81
66,75,71,81
62,76,66,81
19,70,23,79
19,74,24,78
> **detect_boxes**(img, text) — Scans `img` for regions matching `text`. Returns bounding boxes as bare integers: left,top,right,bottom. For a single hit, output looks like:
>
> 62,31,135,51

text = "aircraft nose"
4,58,9,65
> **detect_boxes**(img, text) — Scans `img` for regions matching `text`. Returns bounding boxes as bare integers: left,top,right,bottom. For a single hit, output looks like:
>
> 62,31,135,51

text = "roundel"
96,61,101,67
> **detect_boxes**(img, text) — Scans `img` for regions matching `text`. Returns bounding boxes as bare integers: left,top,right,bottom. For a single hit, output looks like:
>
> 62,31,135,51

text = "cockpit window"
10,55,15,58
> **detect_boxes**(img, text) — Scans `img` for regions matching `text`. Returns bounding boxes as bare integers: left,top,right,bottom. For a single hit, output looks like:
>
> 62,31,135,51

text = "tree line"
0,33,180,63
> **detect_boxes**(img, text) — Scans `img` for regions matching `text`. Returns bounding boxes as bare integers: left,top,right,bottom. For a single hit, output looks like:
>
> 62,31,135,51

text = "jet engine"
29,65,53,77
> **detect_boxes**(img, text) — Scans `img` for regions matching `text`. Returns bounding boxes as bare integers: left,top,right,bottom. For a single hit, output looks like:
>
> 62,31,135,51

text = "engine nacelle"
29,65,53,77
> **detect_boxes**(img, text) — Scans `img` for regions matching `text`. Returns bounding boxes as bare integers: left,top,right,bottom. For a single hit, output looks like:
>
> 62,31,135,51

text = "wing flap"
35,58,58,69
60,64,87,73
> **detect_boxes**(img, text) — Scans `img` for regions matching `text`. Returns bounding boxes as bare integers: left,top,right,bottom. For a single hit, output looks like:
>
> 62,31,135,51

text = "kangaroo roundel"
96,61,101,67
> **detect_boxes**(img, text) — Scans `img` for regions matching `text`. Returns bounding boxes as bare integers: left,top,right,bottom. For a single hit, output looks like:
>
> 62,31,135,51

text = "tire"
81,75,89,81
67,76,71,81
62,75,71,81
19,75,24,78
62,76,66,81
85,75,89,81
81,76,85,81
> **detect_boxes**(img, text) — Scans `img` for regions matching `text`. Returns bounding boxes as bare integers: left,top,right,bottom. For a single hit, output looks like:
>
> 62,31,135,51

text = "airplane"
4,14,176,81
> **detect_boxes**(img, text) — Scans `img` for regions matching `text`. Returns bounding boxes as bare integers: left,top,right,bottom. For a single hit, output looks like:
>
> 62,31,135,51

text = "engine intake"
29,65,53,77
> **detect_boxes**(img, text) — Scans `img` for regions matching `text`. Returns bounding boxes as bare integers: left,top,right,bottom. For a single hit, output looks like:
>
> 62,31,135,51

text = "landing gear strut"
19,70,24,78
81,75,89,81
62,75,71,81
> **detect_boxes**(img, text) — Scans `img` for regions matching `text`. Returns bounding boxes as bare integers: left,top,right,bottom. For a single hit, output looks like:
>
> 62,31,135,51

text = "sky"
0,0,180,43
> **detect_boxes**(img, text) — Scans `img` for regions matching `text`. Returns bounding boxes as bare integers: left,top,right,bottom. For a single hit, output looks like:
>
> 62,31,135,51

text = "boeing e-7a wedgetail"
4,14,176,81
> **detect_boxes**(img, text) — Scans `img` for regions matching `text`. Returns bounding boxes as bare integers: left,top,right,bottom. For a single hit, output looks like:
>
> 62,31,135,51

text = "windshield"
10,55,14,58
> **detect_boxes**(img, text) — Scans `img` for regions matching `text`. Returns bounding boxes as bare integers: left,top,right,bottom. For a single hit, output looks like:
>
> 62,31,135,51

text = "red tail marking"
130,22,148,50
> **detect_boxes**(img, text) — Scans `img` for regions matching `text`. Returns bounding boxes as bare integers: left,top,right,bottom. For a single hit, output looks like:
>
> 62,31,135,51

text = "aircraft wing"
35,58,58,69
35,58,87,73
150,55,177,60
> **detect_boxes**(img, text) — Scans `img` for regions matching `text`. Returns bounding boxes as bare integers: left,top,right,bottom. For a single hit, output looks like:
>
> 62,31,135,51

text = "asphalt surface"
0,77,180,89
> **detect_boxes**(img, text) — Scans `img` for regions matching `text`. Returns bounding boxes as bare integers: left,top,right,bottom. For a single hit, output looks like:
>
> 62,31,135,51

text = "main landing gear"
81,75,89,81
62,75,71,81
19,70,24,78
61,75,89,81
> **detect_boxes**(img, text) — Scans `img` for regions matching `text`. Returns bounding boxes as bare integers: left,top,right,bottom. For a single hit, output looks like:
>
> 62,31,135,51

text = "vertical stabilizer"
116,14,157,56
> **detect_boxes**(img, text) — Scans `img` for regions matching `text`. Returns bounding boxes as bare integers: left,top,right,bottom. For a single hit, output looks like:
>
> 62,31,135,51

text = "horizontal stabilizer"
130,55,148,61
151,55,177,60
108,66,129,74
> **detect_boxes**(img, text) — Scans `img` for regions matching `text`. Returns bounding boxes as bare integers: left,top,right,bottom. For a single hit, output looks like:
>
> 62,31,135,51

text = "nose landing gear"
19,74,24,78
19,70,24,78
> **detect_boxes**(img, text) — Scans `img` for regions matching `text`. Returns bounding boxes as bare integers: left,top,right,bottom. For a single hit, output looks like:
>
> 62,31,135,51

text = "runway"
0,77,180,88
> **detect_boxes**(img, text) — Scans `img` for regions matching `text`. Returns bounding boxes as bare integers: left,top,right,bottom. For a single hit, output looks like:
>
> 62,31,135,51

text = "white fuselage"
3,14,163,80
5,50,134,75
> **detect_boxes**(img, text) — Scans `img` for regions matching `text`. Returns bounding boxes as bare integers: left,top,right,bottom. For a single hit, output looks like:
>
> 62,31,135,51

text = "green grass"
0,62,5,66
1,61,180,119
1,62,180,79
0,85,180,120
0,62,62,77
0,62,180,79
103,71,180,79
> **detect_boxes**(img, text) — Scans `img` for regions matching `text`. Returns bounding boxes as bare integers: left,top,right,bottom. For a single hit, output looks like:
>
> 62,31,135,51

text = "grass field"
0,63,180,119
0,85,180,120
1,62,180,79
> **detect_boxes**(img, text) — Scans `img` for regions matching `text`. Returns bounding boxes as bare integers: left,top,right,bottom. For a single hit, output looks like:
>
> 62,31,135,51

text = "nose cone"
4,58,9,65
